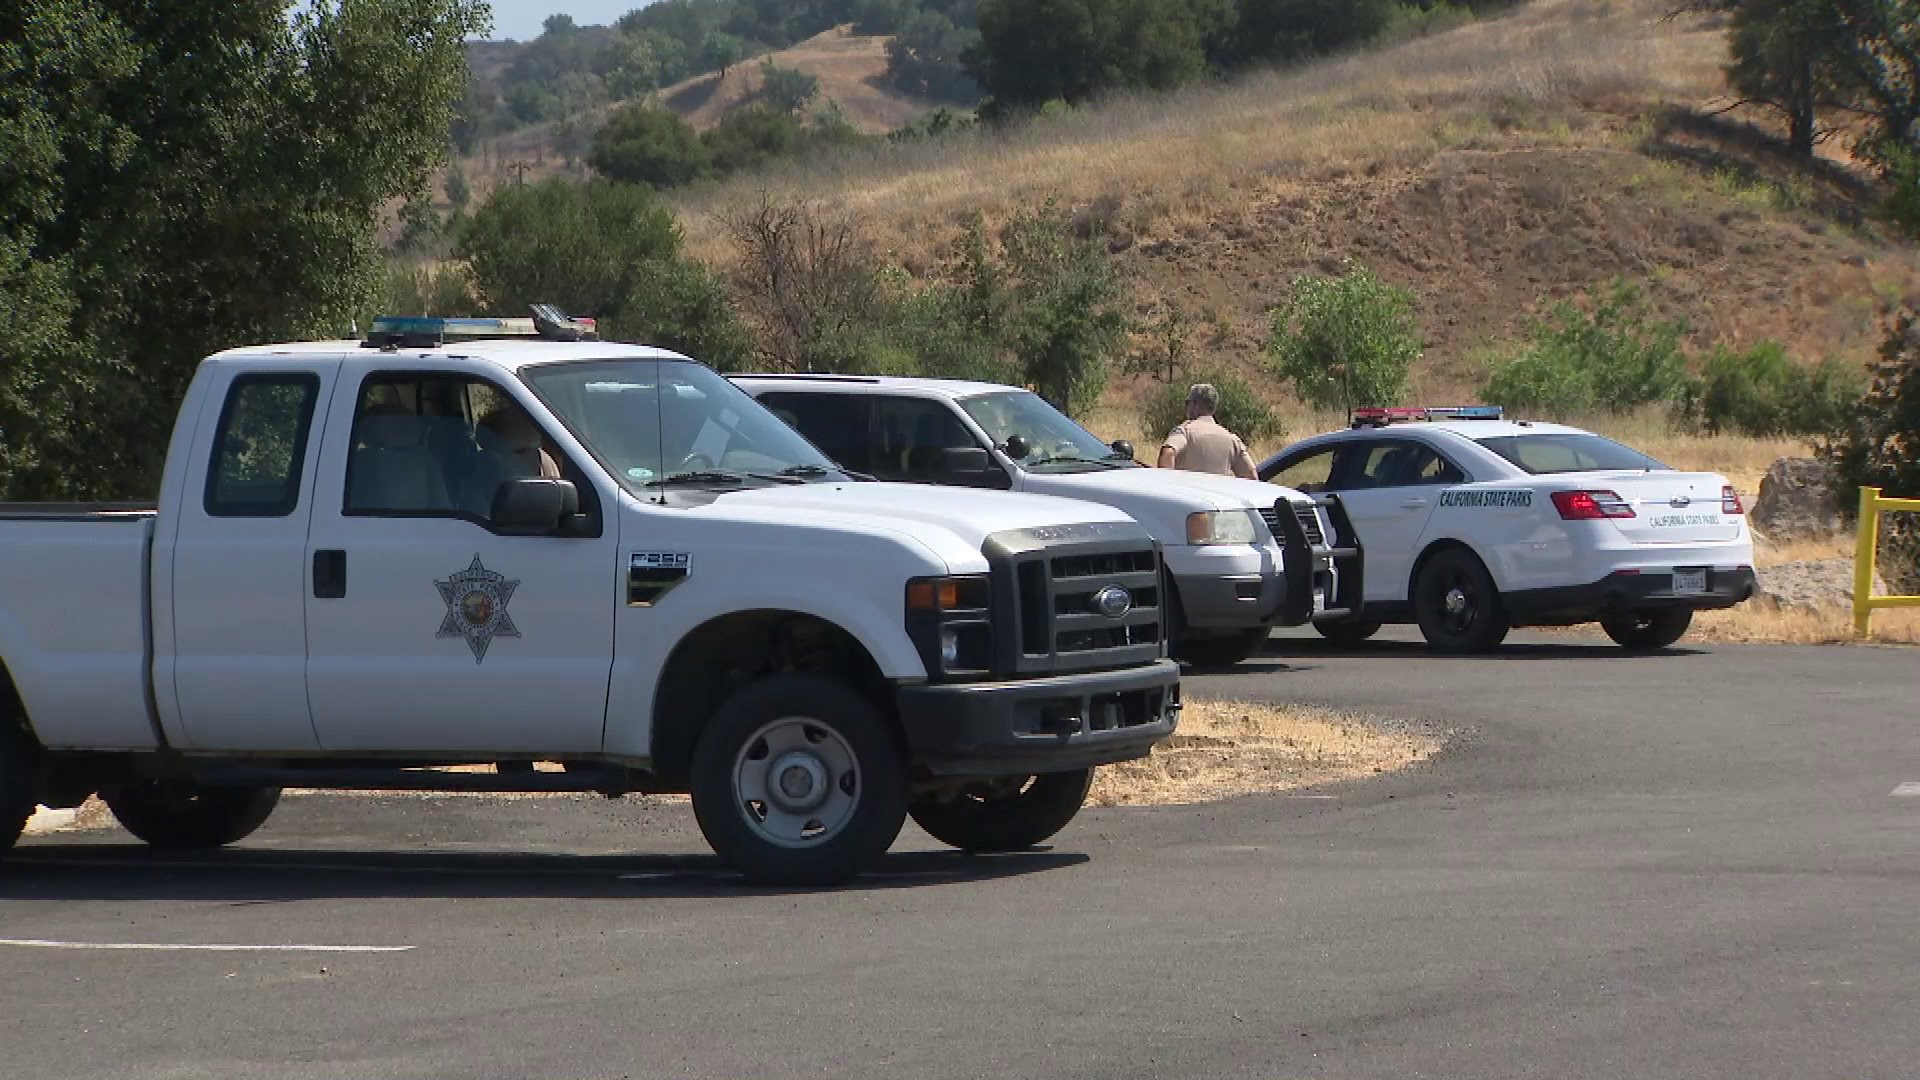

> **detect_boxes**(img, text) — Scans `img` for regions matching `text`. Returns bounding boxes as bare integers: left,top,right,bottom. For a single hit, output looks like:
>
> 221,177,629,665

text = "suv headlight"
1185,510,1260,546
906,575,993,678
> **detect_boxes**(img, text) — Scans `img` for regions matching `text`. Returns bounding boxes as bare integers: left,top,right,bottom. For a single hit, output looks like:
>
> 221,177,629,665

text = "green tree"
395,192,444,255
588,103,711,187
445,161,473,210
1265,262,1422,411
886,10,981,101
700,30,748,78
1142,370,1284,445
1233,0,1398,65
759,60,822,113
997,203,1131,415
0,0,484,500
701,106,806,174
967,0,1226,109
457,178,749,365
1828,312,1920,584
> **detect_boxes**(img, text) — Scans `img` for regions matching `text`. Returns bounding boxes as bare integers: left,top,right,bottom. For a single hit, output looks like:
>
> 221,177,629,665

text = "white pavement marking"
0,939,412,953
1891,782,1920,797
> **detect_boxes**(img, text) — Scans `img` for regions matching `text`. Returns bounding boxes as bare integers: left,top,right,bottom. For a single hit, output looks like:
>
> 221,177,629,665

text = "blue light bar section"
1427,405,1504,420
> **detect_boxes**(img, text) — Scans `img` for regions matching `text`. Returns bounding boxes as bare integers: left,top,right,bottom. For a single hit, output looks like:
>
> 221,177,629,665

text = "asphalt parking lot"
4,629,1917,1080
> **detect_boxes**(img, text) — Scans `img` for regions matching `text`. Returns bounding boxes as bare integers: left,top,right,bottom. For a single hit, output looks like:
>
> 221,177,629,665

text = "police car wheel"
1313,618,1382,645
101,781,280,849
909,768,1094,853
690,674,908,886
1600,608,1692,651
1413,549,1510,654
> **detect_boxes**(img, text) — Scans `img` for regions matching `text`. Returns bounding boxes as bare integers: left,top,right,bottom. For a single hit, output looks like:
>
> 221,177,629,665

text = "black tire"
689,674,908,886
1412,548,1510,654
909,768,1093,853
102,781,279,849
1172,629,1269,668
1313,618,1383,645
0,707,38,858
1601,608,1692,651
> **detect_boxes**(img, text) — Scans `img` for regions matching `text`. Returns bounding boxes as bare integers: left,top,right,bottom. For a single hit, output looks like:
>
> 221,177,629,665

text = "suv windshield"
522,359,846,493
959,391,1134,472
1477,433,1667,475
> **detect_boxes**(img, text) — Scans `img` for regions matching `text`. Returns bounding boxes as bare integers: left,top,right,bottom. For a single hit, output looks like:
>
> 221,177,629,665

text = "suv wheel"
1601,608,1692,651
690,675,908,886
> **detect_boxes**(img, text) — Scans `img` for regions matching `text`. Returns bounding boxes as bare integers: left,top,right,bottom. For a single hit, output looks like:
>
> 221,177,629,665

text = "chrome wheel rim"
732,717,859,849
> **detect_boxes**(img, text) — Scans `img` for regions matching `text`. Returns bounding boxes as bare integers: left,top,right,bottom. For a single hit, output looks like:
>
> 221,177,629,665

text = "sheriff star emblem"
435,554,520,663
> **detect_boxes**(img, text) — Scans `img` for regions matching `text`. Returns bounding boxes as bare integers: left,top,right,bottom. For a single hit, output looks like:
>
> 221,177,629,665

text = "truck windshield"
522,359,848,493
1476,434,1668,475
959,391,1135,473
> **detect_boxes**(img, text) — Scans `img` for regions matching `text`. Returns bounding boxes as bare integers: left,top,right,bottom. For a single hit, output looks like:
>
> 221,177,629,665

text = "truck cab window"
204,373,320,517
345,374,573,521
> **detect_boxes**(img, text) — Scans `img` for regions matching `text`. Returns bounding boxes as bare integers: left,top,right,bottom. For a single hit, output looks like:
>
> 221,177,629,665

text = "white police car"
1258,407,1757,653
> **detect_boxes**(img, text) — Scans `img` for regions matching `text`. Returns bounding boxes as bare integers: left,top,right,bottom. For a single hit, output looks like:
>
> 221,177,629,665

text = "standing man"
1158,383,1258,479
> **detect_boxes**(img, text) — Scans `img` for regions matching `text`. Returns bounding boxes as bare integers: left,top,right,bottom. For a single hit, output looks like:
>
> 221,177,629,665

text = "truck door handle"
313,550,347,599
1400,498,1430,510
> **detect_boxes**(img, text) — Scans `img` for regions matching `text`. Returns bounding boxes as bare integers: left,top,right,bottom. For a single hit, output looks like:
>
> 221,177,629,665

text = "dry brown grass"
675,0,1729,267
656,27,933,134
1089,700,1438,807
1686,603,1920,645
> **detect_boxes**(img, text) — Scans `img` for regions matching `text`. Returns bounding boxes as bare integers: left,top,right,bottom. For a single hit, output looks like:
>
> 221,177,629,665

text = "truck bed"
0,510,162,750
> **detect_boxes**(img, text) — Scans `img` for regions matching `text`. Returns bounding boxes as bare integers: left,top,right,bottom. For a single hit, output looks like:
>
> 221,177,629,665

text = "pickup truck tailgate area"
0,509,161,749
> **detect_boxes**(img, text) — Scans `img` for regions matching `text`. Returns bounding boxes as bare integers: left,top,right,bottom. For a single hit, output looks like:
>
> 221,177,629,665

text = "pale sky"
482,0,646,41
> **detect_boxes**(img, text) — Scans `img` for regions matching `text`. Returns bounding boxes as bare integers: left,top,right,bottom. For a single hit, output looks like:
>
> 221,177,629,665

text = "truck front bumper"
896,660,1181,777
1171,570,1286,630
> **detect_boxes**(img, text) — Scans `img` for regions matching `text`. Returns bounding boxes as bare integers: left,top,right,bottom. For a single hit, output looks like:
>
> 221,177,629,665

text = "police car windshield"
960,391,1132,472
1477,434,1667,475
522,359,846,493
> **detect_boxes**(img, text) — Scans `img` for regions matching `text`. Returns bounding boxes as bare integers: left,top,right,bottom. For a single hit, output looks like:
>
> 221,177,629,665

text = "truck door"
301,362,619,754
167,362,336,750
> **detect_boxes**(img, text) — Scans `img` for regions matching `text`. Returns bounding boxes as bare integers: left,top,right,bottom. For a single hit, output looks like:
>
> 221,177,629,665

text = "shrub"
1885,143,1920,241
1265,261,1422,411
1142,371,1286,447
1482,280,1688,415
759,61,821,114
588,104,709,189
1695,341,1862,436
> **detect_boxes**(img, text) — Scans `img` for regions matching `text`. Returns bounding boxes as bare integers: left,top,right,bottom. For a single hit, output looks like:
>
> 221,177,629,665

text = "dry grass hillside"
673,0,1920,411
457,26,941,197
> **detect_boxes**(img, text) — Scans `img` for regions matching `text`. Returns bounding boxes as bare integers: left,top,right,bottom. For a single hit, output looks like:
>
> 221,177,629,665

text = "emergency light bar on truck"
362,304,598,349
1350,406,1503,428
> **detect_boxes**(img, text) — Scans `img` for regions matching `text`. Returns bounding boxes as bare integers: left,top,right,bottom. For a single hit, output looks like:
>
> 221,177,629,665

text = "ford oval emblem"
1092,584,1133,619
1669,495,1692,508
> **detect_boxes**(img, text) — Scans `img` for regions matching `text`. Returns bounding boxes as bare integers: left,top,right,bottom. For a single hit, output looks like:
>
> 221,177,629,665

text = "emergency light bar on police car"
1350,406,1503,428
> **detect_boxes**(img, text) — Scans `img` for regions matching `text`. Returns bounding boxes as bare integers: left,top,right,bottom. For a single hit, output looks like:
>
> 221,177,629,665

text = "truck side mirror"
941,447,992,475
1002,434,1030,461
1110,439,1135,461
491,477,578,533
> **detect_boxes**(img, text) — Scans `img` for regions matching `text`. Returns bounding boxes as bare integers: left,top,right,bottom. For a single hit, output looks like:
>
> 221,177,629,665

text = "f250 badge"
435,554,521,663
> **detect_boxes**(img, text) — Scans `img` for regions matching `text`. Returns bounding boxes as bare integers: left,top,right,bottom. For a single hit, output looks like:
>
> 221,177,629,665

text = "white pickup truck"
735,375,1363,667
0,313,1179,884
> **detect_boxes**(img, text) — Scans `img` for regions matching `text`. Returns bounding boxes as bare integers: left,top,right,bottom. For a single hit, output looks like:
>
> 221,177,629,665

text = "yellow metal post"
1854,487,1880,637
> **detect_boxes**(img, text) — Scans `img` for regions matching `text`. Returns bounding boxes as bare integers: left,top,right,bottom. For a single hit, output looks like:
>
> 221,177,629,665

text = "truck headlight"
906,575,992,678
1185,510,1259,546
940,627,962,667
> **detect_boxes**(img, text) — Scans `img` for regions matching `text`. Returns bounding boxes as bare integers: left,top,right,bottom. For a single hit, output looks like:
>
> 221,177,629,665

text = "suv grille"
984,524,1165,675
1261,503,1325,546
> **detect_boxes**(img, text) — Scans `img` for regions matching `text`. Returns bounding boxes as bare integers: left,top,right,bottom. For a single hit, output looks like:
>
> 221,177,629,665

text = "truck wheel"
0,714,37,857
1601,608,1692,651
102,781,280,849
909,768,1093,853
1172,629,1269,668
689,675,908,886
1413,549,1510,654
1313,618,1382,645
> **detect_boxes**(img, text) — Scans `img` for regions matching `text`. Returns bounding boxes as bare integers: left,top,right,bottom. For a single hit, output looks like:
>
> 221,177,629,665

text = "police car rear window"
1476,434,1666,475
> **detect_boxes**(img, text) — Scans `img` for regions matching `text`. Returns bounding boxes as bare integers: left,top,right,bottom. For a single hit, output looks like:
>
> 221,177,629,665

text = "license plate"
1672,569,1707,595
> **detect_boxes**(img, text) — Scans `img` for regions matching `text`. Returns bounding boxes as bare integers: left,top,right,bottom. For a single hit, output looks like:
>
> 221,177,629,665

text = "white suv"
735,375,1360,667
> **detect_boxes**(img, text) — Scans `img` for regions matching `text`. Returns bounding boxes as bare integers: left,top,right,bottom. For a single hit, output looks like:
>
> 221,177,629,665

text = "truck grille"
1261,503,1325,546
984,523,1165,675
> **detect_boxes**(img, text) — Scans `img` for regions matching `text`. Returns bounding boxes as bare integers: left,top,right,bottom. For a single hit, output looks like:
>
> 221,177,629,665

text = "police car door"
1326,438,1454,605
301,360,619,755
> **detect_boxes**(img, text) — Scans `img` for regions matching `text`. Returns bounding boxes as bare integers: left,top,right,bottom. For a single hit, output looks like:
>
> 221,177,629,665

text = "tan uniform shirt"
1161,415,1255,477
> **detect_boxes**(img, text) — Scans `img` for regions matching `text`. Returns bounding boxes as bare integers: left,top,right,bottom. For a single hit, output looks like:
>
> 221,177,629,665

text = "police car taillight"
1721,485,1744,515
1551,490,1635,520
